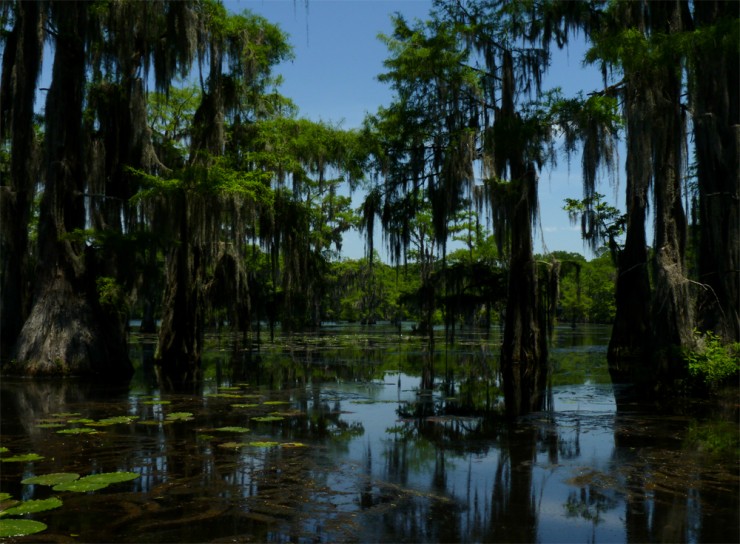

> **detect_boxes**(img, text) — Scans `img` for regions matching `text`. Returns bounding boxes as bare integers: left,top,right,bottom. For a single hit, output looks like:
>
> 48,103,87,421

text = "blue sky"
243,1,623,260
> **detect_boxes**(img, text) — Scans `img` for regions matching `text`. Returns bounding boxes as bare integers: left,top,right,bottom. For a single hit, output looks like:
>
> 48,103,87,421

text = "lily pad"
141,400,171,405
231,403,259,409
0,497,63,517
67,418,95,424
88,416,139,426
1,453,44,463
83,472,140,485
282,442,307,448
206,393,244,399
51,412,80,418
165,412,194,421
213,426,250,433
0,447,9,454
0,493,11,501
248,441,280,448
52,480,109,493
0,519,47,537
218,386,242,391
56,428,99,435
217,441,248,449
262,401,291,406
22,473,80,486
252,416,284,422
36,423,66,429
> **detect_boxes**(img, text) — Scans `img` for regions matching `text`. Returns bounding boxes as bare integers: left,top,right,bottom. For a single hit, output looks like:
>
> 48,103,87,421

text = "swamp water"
1,324,737,543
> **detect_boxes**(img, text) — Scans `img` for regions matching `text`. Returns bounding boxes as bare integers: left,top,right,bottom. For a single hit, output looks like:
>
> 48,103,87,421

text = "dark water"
1,324,738,543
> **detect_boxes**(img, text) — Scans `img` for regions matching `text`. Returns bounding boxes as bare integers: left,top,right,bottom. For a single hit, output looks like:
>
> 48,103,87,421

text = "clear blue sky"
232,1,620,261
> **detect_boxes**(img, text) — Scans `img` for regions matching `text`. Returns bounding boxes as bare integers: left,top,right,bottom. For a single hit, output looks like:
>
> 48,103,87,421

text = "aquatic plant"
685,330,740,390
0,519,48,538
21,473,80,486
1,453,44,462
0,497,63,516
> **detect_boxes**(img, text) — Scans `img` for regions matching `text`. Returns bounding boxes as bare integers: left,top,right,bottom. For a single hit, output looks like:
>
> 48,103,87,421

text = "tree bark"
0,1,42,359
10,2,131,380
692,1,740,343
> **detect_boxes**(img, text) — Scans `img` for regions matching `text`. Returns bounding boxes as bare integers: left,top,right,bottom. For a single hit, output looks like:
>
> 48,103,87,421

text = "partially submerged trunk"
155,191,205,384
692,1,740,343
0,1,42,359
499,167,546,416
9,2,131,380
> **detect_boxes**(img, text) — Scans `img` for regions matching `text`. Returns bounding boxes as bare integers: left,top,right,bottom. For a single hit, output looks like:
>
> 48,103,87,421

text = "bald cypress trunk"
692,1,740,343
10,2,131,379
0,1,42,360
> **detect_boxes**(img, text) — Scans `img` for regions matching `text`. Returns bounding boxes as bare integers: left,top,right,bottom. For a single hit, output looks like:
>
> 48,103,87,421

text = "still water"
1,324,737,543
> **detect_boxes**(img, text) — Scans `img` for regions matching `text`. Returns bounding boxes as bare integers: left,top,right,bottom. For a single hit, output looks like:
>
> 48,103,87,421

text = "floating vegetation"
0,447,8,454
263,400,291,405
218,386,242,391
282,442,307,448
141,400,171,405
1,453,44,463
0,497,63,516
217,441,248,450
56,428,99,435
231,403,259,409
51,412,80,418
21,473,80,486
252,416,284,422
248,441,280,448
52,472,140,493
0,493,11,501
166,412,194,421
67,418,95,424
87,416,139,426
36,423,66,429
213,426,250,433
0,519,48,538
206,393,246,399
270,410,303,418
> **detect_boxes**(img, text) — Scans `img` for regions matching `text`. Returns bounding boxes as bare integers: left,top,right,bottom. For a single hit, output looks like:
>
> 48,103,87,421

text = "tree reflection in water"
0,324,737,542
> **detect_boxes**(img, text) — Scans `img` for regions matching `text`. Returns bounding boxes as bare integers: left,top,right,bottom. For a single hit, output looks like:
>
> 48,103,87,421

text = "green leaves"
0,519,48,538
0,497,63,517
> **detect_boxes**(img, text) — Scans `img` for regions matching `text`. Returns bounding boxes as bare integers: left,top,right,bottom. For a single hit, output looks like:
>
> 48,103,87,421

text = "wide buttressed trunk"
692,1,740,343
649,0,693,381
9,2,131,380
155,191,205,385
0,1,42,359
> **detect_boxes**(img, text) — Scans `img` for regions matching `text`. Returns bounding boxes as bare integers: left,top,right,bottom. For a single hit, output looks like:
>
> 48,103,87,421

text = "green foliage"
0,519,48,538
685,330,740,389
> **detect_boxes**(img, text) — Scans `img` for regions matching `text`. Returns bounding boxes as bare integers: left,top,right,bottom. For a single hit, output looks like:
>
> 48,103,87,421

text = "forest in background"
1,0,737,415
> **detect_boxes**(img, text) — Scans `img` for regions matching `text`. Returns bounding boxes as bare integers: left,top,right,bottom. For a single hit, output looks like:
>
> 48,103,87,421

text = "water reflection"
0,324,737,543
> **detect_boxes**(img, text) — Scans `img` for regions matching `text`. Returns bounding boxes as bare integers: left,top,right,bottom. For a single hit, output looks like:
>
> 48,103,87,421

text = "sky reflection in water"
0,324,737,543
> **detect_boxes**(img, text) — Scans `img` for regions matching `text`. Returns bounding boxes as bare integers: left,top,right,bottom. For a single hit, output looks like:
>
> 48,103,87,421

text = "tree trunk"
0,1,42,360
607,17,654,387
500,167,546,416
10,2,131,379
692,1,740,343
156,191,204,384
650,1,693,381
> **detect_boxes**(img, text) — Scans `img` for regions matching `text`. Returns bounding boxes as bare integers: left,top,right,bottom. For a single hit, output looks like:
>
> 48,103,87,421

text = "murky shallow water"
1,324,737,543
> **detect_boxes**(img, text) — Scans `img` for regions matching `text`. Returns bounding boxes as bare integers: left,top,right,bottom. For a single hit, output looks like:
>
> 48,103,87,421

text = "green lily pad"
165,412,194,421
252,416,284,422
141,400,171,405
22,473,80,486
262,401,291,405
0,493,12,501
0,497,63,517
52,480,109,493
0,519,47,537
248,441,280,448
231,403,259,409
51,412,80,418
217,441,248,449
67,418,95,424
0,447,9,454
88,416,139,426
206,393,244,399
56,428,99,434
282,442,307,448
1,453,44,463
213,426,250,433
36,423,66,429
83,472,140,485
218,386,242,391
